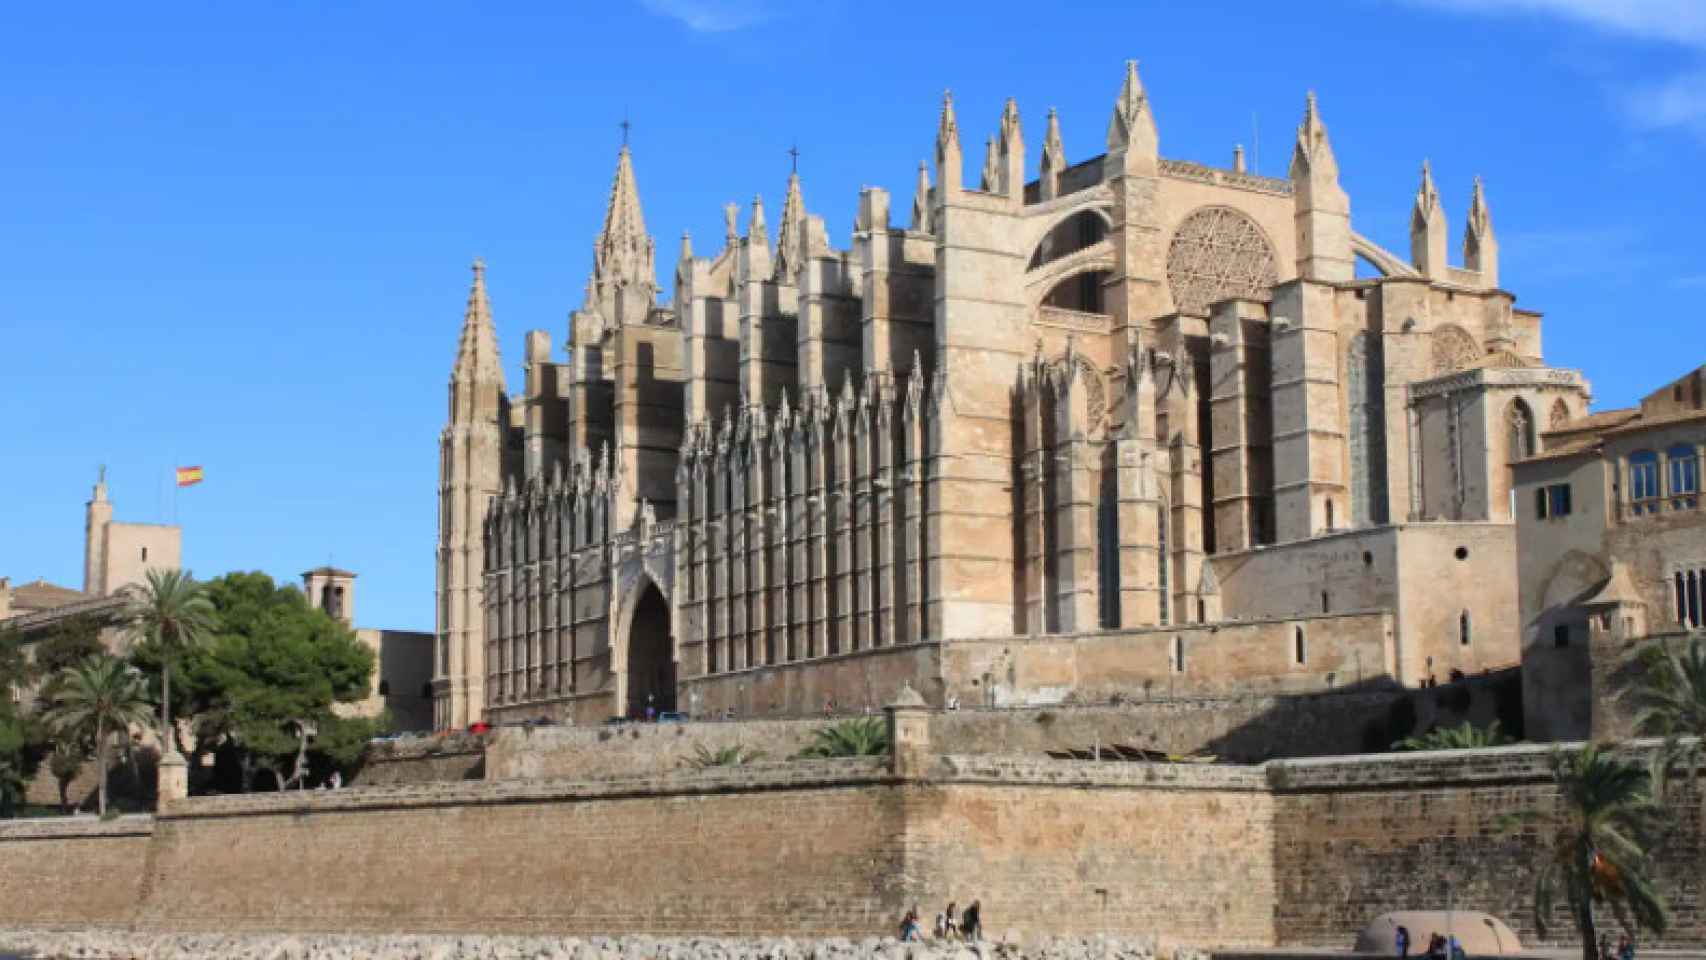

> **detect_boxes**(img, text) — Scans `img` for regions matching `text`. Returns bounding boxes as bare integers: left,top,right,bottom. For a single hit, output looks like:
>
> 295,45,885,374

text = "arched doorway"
625,581,677,717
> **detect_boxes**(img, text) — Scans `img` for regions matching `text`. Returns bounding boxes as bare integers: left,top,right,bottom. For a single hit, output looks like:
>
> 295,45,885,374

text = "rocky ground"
0,931,1194,960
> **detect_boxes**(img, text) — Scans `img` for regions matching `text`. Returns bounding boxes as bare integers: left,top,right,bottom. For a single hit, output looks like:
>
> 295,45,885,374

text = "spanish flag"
175,466,204,488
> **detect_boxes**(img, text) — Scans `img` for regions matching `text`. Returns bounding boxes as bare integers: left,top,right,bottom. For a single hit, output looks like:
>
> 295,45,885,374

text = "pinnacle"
911,160,931,232
938,89,958,145
1107,59,1153,151
452,258,504,387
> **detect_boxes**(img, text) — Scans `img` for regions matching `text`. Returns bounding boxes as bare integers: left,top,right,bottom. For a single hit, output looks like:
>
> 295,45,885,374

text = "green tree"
795,717,890,758
40,657,154,816
126,569,217,754
0,624,45,817
190,573,375,791
1502,744,1670,960
47,741,86,814
1625,635,1706,796
1395,720,1513,751
32,614,108,685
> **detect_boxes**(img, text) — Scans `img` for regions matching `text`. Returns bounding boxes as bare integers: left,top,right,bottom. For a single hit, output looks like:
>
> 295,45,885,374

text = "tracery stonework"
1165,206,1278,317
1431,325,1481,375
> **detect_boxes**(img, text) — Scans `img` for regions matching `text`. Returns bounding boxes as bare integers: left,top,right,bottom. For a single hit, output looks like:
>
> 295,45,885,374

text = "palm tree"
1395,720,1513,751
1502,744,1670,960
126,569,216,755
41,657,154,816
1625,635,1706,796
796,717,890,758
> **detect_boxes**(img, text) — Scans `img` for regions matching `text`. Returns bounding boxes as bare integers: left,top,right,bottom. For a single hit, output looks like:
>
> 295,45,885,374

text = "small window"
1196,599,1206,622
1459,610,1472,646
1321,591,1330,614
141,547,148,561
1629,451,1660,501
1294,626,1306,665
1172,635,1185,674
421,681,434,699
1454,546,1469,561
1553,624,1570,648
1667,445,1699,496
377,679,391,697
1325,500,1335,532
1537,483,1572,519
1362,550,1374,567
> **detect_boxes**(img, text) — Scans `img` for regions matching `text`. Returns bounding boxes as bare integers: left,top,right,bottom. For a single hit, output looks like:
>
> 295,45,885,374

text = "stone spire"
1039,107,1066,201
1464,176,1498,287
453,259,505,387
1410,160,1449,280
774,172,806,281
935,90,962,194
997,97,1024,200
723,201,739,250
591,146,657,327
980,136,1000,192
749,193,769,249
1107,60,1158,172
1288,92,1338,184
1289,92,1352,283
911,160,932,233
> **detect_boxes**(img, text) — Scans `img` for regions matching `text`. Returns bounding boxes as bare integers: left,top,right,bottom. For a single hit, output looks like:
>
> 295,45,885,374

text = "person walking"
944,902,959,940
1616,934,1634,960
1395,924,1411,957
962,899,982,942
933,910,947,940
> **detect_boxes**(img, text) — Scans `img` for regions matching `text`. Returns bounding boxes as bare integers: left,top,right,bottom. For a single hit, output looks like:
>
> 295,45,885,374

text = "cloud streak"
638,0,775,33
1399,0,1706,48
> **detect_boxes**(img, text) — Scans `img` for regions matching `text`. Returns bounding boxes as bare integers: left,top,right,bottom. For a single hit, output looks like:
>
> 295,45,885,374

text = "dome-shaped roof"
1355,912,1522,956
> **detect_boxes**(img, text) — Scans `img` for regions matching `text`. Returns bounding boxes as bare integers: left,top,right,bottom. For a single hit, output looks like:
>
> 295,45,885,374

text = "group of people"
1395,925,1634,960
899,900,982,943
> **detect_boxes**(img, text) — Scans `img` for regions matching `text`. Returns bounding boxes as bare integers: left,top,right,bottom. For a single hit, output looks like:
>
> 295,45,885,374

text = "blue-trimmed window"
1629,450,1661,511
1668,444,1699,496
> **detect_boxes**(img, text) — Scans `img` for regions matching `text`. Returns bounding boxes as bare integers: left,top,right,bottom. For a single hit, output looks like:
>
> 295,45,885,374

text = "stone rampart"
1268,742,1706,948
0,814,154,928
0,745,1700,948
484,719,837,781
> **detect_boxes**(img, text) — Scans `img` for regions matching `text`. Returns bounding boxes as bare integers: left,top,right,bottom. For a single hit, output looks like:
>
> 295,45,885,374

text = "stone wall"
136,761,901,936
1269,744,1706,948
484,719,836,780
0,815,153,927
3,743,1701,948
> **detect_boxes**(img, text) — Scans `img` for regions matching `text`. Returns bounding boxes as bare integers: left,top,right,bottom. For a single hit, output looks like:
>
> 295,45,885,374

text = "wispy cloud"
1398,0,1706,48
1625,69,1706,137
638,0,775,32
1398,0,1706,141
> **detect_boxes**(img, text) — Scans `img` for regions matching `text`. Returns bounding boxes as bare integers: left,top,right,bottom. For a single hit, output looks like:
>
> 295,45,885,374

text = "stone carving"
1165,207,1278,317
1550,398,1572,428
1430,325,1481,375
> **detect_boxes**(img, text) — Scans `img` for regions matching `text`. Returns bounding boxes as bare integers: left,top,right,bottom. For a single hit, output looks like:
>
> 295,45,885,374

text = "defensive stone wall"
1269,743,1706,948
484,719,835,780
0,815,153,927
2,744,1700,948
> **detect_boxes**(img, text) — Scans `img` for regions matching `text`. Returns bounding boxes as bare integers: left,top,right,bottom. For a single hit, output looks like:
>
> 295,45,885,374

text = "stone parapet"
0,813,154,839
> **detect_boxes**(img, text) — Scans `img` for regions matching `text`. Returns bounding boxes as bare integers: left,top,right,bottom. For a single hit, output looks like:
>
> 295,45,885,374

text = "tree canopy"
175,572,380,790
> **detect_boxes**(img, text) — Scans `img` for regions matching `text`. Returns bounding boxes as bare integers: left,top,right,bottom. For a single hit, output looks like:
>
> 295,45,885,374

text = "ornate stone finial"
1464,176,1498,285
937,89,958,147
911,160,932,233
724,202,739,248
1289,90,1338,183
452,255,505,389
680,230,693,262
980,136,1000,192
748,193,768,248
997,98,1023,196
1107,59,1157,156
774,172,806,281
1040,107,1066,197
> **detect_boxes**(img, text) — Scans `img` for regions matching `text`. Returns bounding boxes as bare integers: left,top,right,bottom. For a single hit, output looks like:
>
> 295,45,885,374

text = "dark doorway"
626,582,677,716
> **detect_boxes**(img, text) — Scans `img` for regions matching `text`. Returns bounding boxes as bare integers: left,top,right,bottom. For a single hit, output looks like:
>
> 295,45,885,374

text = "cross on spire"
620,114,631,147
788,143,800,173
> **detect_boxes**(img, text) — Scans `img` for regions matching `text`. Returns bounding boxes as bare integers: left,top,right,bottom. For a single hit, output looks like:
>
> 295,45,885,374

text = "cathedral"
432,62,1591,729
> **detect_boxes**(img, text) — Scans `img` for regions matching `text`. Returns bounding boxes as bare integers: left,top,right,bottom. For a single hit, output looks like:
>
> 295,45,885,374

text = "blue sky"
2,0,1702,632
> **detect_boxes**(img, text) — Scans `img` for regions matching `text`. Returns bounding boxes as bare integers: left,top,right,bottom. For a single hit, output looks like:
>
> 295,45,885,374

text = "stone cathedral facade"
433,63,1591,729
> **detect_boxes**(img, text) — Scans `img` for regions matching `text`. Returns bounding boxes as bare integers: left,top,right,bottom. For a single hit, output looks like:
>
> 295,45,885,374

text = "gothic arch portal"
612,574,677,718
